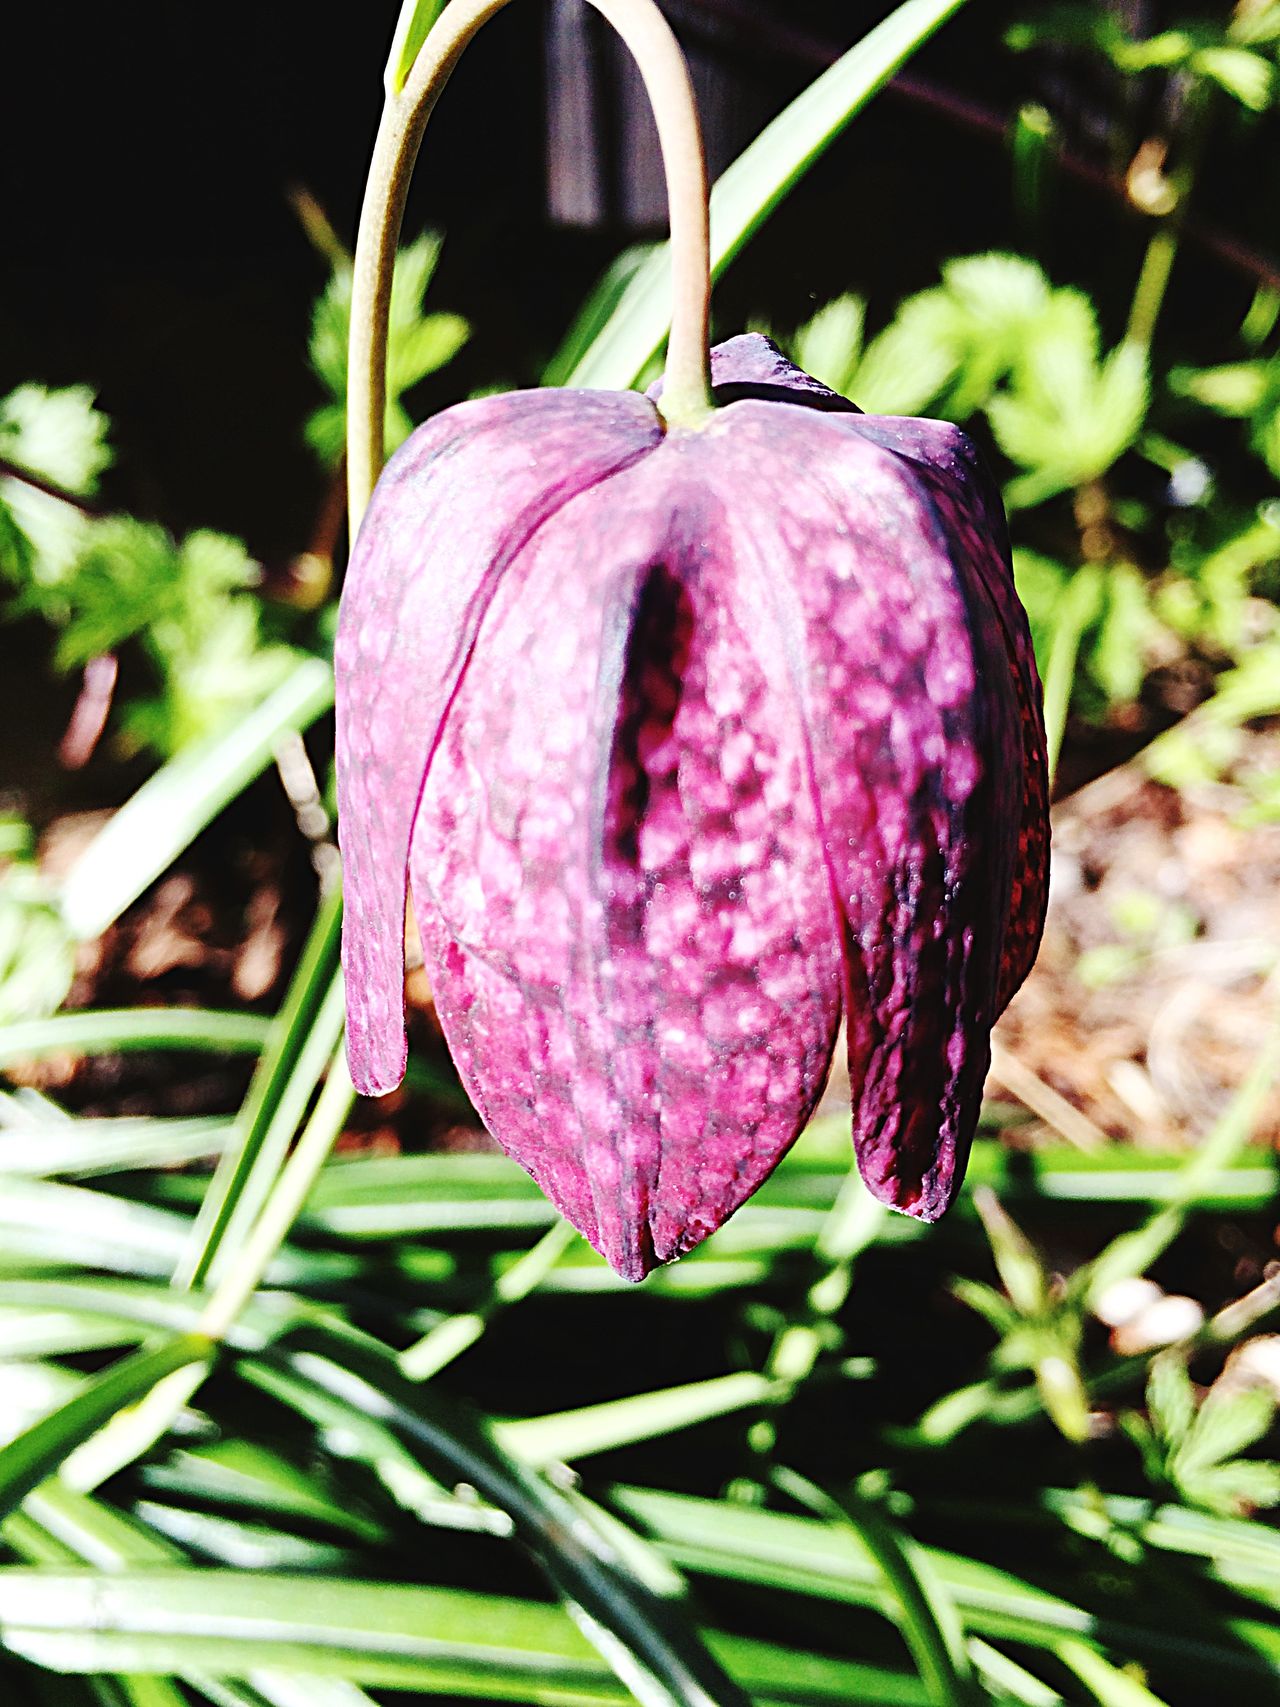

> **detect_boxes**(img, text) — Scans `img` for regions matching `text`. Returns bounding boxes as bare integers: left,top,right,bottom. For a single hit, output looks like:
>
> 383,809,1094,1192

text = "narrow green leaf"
5,1471,381,1707
243,1326,752,1707
773,1469,978,1707
564,0,969,391
0,1177,204,1278
542,246,657,387
0,1116,232,1179
0,1009,270,1069
0,1566,928,1705
401,1220,578,1381
0,1306,146,1359
1039,565,1104,783
499,1372,787,1468
142,1441,388,1545
387,0,452,93
612,1486,1280,1677
180,883,343,1290
0,1335,209,1518
1054,1639,1169,1706
967,1639,1062,1706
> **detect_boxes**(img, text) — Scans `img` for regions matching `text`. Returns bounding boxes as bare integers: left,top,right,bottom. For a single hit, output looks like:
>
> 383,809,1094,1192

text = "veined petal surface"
336,389,661,1096
410,447,841,1279
706,335,1049,1014
337,335,1050,1275
690,397,1031,1219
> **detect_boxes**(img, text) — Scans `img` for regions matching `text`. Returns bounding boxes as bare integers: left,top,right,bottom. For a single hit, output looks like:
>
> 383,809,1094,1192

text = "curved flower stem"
347,0,712,532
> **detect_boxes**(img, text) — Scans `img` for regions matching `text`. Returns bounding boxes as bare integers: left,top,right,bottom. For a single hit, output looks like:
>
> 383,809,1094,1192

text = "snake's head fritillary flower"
335,333,1049,1281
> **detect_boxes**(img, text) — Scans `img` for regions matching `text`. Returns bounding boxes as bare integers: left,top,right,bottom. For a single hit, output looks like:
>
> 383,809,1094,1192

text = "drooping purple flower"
336,334,1049,1281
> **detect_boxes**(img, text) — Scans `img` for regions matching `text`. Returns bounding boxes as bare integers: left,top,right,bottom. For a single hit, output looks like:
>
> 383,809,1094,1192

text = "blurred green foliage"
305,231,469,466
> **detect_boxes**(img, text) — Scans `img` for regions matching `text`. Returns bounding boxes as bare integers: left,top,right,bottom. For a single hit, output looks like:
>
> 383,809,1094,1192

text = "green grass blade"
57,658,333,943
0,1335,209,1518
17,1479,179,1568
966,1640,1062,1706
0,1178,206,1278
499,1372,788,1468
1040,1487,1280,1606
541,245,656,386
1039,569,1101,783
0,1566,929,1705
612,1486,1280,1680
242,1326,752,1707
302,1139,1279,1247
200,1683,379,1707
1054,1639,1170,1706
564,0,968,391
180,877,344,1291
386,0,451,92
95,1677,189,1707
0,1305,147,1359
4,1485,381,1707
141,1440,388,1545
774,1468,978,1707
400,1219,578,1381
0,1009,270,1070
0,1116,232,1178
180,887,342,1290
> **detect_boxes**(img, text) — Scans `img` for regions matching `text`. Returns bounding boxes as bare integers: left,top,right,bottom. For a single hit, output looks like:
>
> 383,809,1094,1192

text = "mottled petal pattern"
335,333,1050,1278
704,338,1049,1016
689,406,1018,1219
337,389,660,1096
409,451,841,1280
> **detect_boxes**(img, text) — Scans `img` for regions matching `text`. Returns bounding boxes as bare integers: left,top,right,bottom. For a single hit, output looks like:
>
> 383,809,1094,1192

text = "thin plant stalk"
199,1048,356,1342
347,0,712,529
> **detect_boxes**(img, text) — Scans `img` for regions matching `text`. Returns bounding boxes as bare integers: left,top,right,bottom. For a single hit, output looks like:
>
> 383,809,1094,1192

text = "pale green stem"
1124,225,1178,353
347,0,712,531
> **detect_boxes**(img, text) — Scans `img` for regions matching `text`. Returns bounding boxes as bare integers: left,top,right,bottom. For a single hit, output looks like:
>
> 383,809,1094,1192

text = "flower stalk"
347,0,713,533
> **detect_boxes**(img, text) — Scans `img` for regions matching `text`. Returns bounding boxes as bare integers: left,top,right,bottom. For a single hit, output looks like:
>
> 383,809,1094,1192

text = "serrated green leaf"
1180,1459,1280,1515
387,312,469,396
989,291,1148,505
1091,564,1154,705
1257,407,1280,479
1177,1385,1277,1479
951,1279,1021,1336
1147,1354,1196,1454
0,865,75,1026
307,232,467,467
849,290,966,416
972,1191,1045,1316
0,385,111,494
793,296,866,396
1232,3,1280,46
